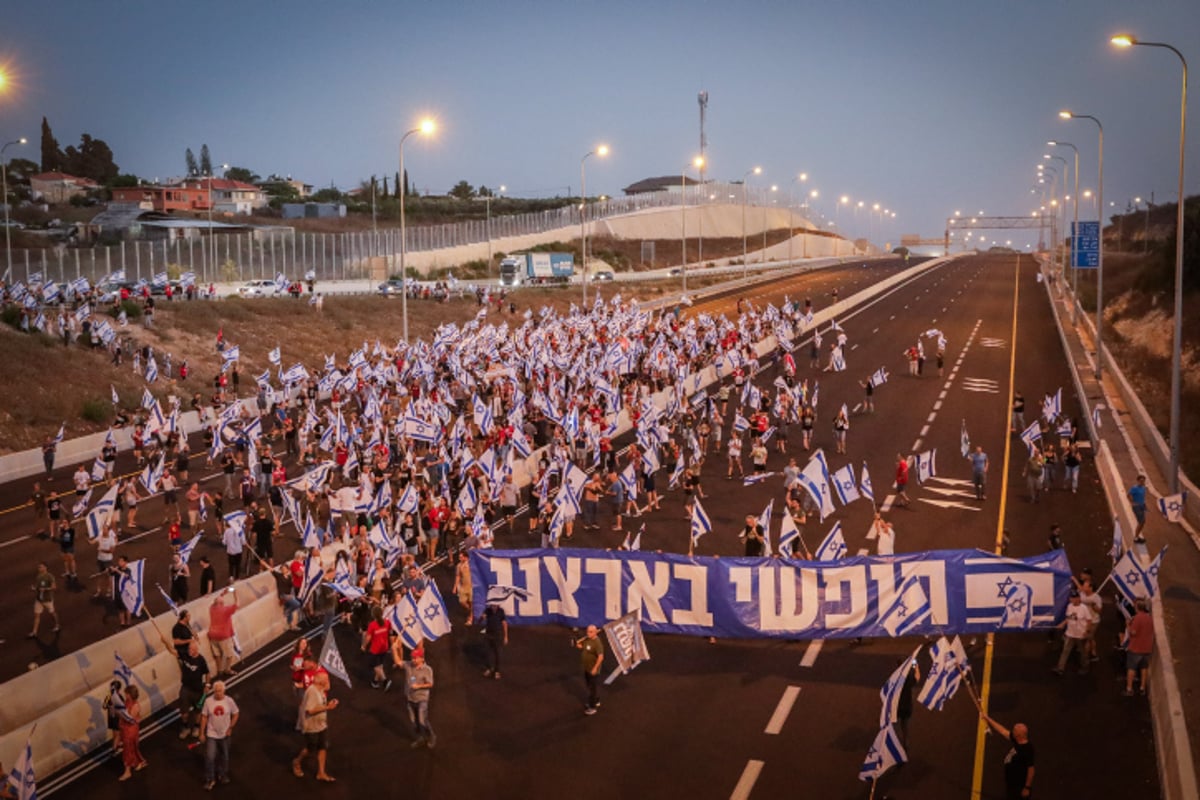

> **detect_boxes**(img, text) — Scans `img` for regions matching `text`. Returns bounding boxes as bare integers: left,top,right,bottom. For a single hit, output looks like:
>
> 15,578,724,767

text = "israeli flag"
387,595,425,650
416,581,453,641
177,533,201,565
281,363,309,384
797,450,835,521
778,512,801,554
139,456,163,492
224,509,249,544
918,635,971,712
72,488,93,518
397,483,420,514
831,463,861,506
221,346,240,366
298,553,325,604
52,422,66,444
743,472,774,486
831,347,846,372
860,463,874,503
151,271,168,287
915,449,937,484
326,577,366,600
619,463,638,497
511,428,533,458
1042,388,1062,422
1143,546,1168,597
668,458,686,490
690,498,712,546
268,346,281,366
1158,492,1187,523
8,733,37,800
757,499,774,547
859,723,907,782
118,558,146,617
814,522,847,561
86,484,119,541
869,366,889,387
473,394,494,433
274,272,289,292
961,420,970,459
1109,516,1124,561
485,584,532,604
145,356,159,384
880,644,924,726
1019,420,1042,455
90,457,107,484
732,413,750,434
998,580,1034,629
318,628,353,689
302,514,323,550
403,414,439,444
179,271,196,286
878,575,932,637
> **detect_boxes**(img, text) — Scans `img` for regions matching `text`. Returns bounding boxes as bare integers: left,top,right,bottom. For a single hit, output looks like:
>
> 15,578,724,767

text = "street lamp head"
693,156,705,169
18,137,27,145
499,184,507,193
1058,110,1074,119
1111,34,1136,48
770,184,778,192
1043,154,1052,159
840,195,850,205
1047,140,1058,146
857,201,864,208
872,203,880,211
419,118,436,136
799,172,808,181
753,166,762,175
810,190,819,198
597,144,609,157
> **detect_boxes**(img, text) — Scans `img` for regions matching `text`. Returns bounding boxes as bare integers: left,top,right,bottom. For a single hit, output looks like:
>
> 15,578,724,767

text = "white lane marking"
890,315,895,320
730,760,765,800
926,412,936,423
912,438,923,450
878,494,896,514
919,424,930,436
765,686,803,733
872,328,879,334
938,391,948,400
933,400,943,411
851,344,859,351
800,642,823,668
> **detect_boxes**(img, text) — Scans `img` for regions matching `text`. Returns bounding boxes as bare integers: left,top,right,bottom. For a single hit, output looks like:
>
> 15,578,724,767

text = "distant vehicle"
498,252,575,287
237,279,279,297
668,267,683,276
591,269,615,282
378,279,405,296
0,220,26,230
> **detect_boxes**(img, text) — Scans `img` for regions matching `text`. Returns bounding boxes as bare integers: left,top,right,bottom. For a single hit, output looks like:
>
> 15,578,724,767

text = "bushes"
108,299,142,320
1,305,22,330
81,398,111,424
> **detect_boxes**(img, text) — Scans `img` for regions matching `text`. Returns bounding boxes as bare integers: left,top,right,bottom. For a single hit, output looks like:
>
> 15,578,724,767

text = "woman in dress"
117,684,148,780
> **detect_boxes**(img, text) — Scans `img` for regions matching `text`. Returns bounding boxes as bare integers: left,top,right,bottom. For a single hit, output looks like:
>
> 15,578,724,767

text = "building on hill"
110,178,268,215
282,202,346,219
622,176,703,196
29,172,101,204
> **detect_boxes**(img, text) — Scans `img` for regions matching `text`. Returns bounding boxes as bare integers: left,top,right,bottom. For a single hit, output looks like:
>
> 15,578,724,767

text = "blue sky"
2,0,1197,248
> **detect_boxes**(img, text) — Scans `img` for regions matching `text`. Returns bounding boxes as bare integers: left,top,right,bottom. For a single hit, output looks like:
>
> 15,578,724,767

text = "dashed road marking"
765,686,802,733
730,760,764,800
800,641,823,668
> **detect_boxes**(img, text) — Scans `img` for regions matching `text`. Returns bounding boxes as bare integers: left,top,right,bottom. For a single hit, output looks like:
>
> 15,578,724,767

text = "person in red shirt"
1123,599,1154,696
361,607,394,690
895,453,911,507
208,591,240,677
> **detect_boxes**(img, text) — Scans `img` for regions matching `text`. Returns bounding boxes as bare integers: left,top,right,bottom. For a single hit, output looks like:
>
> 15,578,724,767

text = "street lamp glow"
810,190,819,199
597,144,610,157
872,203,880,211
1111,34,1135,48
1059,110,1074,119
419,118,436,135
694,156,705,169
840,195,850,205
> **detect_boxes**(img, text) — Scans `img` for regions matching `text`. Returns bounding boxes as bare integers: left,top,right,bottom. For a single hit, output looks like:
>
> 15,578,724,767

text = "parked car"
238,279,279,297
591,270,615,282
378,279,405,296
668,267,683,276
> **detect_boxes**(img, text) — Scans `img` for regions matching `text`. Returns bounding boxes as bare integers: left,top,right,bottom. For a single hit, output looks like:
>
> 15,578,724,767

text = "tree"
40,117,63,172
200,144,212,176
380,175,388,197
449,180,475,201
5,157,40,183
225,166,259,184
311,187,343,203
478,185,492,198
62,134,119,184
185,148,198,177
110,174,141,188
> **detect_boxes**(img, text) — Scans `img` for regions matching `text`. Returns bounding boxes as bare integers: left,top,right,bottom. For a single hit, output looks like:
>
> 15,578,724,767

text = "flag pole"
868,776,877,800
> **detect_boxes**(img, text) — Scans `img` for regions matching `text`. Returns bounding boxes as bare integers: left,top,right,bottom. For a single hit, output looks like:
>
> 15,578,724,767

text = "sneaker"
483,669,493,677
584,707,597,716
204,782,216,791
383,679,392,692
371,680,381,689
493,672,501,680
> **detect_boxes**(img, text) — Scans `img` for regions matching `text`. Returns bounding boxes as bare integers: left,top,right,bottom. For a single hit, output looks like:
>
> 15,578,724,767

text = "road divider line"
730,760,764,800
764,686,802,733
800,642,823,668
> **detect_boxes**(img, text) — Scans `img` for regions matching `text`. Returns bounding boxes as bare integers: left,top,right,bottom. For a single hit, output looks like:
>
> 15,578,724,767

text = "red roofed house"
110,178,267,216
30,172,102,204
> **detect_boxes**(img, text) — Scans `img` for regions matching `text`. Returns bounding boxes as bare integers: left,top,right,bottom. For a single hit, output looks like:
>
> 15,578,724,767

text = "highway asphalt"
9,255,1160,799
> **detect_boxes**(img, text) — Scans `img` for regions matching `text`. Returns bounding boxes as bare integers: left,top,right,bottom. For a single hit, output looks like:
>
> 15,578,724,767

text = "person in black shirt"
172,609,196,657
482,603,508,679
980,711,1035,799
59,520,78,582
742,515,765,557
251,507,275,572
198,556,217,596
176,639,210,740
896,656,921,748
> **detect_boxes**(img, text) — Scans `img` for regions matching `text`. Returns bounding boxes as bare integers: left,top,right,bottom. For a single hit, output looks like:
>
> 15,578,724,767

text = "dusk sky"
2,1,1197,248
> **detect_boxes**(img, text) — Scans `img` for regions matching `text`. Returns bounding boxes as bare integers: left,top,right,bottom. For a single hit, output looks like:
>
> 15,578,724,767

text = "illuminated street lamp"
1060,109,1104,379
2,136,27,280
1048,140,1081,309
681,156,704,293
399,117,436,343
741,165,762,277
580,143,609,305
1112,32,1188,491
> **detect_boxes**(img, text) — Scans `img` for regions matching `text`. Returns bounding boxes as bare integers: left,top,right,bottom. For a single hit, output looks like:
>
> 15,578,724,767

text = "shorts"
501,505,516,518
179,685,204,715
1132,504,1147,525
896,481,908,493
60,543,75,555
34,599,55,615
98,558,113,574
304,729,329,750
164,490,177,504
369,651,388,668
1126,651,1150,672
212,638,237,662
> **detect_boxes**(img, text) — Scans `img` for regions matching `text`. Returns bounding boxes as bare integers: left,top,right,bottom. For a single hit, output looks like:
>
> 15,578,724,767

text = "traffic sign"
1072,220,1100,268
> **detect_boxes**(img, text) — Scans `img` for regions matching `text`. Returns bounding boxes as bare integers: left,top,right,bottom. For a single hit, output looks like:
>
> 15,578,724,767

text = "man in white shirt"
73,465,91,497
1053,591,1097,676
199,680,239,789
873,515,896,556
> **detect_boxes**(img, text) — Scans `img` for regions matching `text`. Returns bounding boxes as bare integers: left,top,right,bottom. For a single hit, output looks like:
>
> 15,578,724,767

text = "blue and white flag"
619,463,638,497
118,558,146,617
918,635,970,712
72,488,93,518
668,457,686,490
179,271,196,287
831,463,861,505
221,346,240,367
318,628,353,689
915,449,937,484
511,428,533,458
1019,420,1041,455
960,420,970,459
743,472,774,486
302,514,323,550
797,450,835,521
473,394,494,433
144,356,159,384
90,457,107,484
861,462,874,503
732,413,750,434
1144,546,1168,597
138,456,163,493
85,484,119,542
151,271,168,287
268,346,281,366
111,385,120,406
880,644,924,726
155,582,181,617
403,414,439,444
869,366,889,388
52,422,65,445
387,594,425,650
1109,516,1124,561
298,553,325,604
998,580,1034,629
1110,549,1152,604
281,363,309,385
177,533,201,565
778,512,801,554
7,732,37,800
690,498,712,547
814,522,847,561
878,575,932,637
859,723,907,782
1042,388,1062,422
1158,492,1187,523
831,347,846,372
416,580,453,641
326,577,366,600
757,499,774,551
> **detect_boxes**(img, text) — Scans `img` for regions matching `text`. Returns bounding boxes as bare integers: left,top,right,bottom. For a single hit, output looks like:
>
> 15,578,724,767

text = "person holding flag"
293,670,338,782
967,445,989,501
977,709,1036,800
116,684,149,781
1122,599,1154,697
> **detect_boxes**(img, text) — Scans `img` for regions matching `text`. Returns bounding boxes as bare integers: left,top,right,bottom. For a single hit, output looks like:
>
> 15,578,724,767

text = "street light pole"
741,166,761,278
1060,110,1104,380
399,118,436,343
579,144,609,306
1113,34,1188,492
1048,140,1080,317
681,157,703,295
1,137,27,281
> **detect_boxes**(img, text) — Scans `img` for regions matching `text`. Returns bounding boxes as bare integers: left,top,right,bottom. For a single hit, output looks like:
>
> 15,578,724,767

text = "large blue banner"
469,548,1072,640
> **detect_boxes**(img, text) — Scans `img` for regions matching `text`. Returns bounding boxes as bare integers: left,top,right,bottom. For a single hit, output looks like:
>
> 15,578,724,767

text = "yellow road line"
971,255,1022,797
